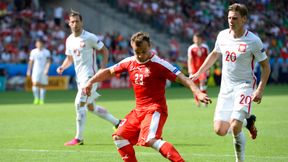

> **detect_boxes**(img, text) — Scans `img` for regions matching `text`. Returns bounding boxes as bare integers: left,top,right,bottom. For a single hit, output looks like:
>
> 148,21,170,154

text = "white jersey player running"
27,38,51,105
57,10,120,146
190,3,270,162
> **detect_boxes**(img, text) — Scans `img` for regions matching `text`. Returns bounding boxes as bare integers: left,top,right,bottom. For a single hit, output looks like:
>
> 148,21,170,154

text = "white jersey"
214,29,267,92
29,48,51,75
65,30,104,87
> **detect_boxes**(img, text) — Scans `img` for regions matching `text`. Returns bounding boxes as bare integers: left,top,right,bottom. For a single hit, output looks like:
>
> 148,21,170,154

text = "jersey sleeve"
162,63,180,82
90,34,104,50
153,57,181,82
110,57,132,74
204,43,210,54
65,37,73,56
187,45,192,58
29,50,35,61
252,37,267,62
46,49,51,58
214,32,222,53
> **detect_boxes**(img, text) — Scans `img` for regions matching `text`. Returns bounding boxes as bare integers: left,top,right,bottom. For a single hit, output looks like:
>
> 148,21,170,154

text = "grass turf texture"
0,85,287,162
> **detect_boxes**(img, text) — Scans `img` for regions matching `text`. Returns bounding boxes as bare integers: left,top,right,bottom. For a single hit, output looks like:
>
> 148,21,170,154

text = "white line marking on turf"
1,148,288,160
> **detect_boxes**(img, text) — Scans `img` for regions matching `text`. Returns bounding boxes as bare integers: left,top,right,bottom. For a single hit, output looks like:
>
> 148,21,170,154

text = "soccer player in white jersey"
56,10,120,146
27,38,51,105
191,3,270,162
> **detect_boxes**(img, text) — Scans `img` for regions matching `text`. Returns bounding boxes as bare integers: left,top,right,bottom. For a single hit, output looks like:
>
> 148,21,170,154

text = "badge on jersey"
142,67,151,77
80,41,85,48
238,44,247,52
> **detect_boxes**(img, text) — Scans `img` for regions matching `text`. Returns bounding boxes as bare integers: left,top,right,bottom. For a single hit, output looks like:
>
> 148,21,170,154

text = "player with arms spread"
187,32,210,107
57,9,120,146
190,3,270,162
83,32,211,162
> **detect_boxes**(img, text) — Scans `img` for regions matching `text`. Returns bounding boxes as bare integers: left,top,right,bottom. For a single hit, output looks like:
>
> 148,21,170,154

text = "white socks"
75,104,119,140
75,106,87,140
233,131,246,162
40,88,46,101
92,104,119,125
32,86,39,100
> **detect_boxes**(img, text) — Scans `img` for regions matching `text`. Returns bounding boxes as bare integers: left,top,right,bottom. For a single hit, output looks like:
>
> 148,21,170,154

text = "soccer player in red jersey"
187,33,210,107
83,32,211,162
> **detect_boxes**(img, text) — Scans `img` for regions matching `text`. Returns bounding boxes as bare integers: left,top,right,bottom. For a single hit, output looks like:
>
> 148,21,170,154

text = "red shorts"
113,108,167,146
193,72,208,84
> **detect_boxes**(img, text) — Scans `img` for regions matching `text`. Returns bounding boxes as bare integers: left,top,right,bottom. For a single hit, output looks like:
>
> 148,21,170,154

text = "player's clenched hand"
26,71,31,77
82,82,93,96
56,66,64,75
196,92,212,104
252,90,263,104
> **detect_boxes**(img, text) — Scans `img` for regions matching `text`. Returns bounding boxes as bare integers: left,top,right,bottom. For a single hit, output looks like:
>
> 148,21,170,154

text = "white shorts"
32,73,48,85
214,82,254,122
75,82,100,105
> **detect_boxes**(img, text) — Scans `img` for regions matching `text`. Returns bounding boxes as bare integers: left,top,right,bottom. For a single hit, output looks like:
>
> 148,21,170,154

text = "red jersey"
112,54,181,113
187,43,209,73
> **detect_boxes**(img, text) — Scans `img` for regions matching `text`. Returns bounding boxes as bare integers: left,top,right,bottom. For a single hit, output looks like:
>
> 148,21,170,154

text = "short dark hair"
194,32,203,38
131,32,150,47
228,3,248,17
35,37,45,43
69,9,82,21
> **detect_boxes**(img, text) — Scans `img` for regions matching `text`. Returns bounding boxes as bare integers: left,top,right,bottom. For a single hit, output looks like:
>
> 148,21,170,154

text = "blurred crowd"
105,0,288,83
0,0,287,84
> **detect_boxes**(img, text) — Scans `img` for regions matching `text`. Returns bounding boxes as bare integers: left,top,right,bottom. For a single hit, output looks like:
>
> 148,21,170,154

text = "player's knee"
230,123,242,135
112,135,124,141
146,138,158,147
74,101,85,108
214,127,227,136
87,103,94,111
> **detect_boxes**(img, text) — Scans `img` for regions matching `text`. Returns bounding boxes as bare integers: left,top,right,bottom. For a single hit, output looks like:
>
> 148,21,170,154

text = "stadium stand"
0,0,287,91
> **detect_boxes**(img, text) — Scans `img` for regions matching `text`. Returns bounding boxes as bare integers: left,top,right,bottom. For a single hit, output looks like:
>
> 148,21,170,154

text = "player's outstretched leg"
113,119,122,131
90,103,120,127
114,139,137,162
246,114,257,139
152,139,185,162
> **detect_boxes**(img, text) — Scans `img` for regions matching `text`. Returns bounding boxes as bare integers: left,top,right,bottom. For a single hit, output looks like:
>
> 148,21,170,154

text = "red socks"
159,142,185,162
116,140,185,162
117,144,137,162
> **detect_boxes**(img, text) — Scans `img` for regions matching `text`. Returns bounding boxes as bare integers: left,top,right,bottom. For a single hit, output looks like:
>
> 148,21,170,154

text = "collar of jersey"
135,54,154,64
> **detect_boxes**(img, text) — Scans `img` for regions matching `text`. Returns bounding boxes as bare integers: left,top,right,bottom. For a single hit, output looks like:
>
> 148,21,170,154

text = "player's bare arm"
176,73,212,104
44,58,52,75
187,49,194,78
98,46,109,69
252,58,271,104
26,60,34,77
83,68,115,96
191,49,219,81
57,55,73,75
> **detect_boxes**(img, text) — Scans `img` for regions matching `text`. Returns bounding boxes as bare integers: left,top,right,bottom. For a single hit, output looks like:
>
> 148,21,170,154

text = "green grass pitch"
0,85,287,162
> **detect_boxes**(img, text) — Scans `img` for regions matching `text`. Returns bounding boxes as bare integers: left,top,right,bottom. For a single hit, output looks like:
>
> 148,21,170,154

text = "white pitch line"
1,148,288,160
